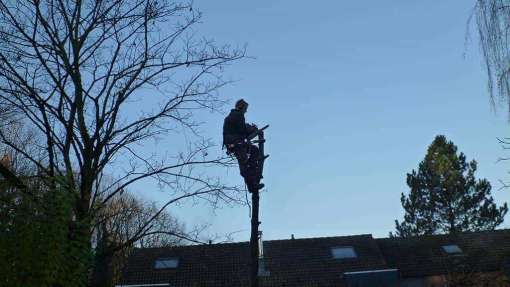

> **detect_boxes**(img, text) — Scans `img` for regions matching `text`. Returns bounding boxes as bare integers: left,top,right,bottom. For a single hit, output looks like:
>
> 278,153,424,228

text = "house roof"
377,229,510,278
119,230,510,287
120,234,388,287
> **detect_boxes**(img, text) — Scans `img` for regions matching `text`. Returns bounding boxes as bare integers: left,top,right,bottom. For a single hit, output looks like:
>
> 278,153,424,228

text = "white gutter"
115,283,170,287
344,268,398,275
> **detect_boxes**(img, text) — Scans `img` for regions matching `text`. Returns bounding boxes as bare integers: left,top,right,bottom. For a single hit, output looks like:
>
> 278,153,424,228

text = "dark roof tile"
119,230,510,286
120,234,388,287
376,229,510,278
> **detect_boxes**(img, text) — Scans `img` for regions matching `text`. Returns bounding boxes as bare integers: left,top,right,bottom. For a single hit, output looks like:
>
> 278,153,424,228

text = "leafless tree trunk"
0,0,245,282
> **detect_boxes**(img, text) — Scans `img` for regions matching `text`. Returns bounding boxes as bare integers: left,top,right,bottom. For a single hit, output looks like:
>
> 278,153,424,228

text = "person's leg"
233,144,249,177
245,145,264,191
233,143,263,192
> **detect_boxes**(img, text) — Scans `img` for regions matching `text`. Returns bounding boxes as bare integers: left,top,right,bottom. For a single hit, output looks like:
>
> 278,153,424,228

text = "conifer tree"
394,135,508,237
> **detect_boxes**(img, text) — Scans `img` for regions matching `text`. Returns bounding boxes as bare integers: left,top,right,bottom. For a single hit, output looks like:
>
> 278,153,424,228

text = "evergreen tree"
394,135,508,237
0,176,92,287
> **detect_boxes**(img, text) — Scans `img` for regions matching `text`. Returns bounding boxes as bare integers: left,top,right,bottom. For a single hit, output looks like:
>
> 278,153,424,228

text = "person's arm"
228,111,248,136
226,111,253,137
236,113,250,136
245,122,257,136
240,114,258,136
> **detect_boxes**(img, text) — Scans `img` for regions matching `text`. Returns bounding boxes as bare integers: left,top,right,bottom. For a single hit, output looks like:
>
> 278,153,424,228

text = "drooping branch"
475,0,510,116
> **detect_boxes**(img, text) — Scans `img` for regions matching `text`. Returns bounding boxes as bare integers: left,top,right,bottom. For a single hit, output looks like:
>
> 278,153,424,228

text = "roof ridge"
132,233,376,251
375,228,510,241
264,233,374,243
133,241,250,251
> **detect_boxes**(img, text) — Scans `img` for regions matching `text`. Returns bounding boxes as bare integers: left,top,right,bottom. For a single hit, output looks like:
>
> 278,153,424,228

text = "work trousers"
231,143,260,191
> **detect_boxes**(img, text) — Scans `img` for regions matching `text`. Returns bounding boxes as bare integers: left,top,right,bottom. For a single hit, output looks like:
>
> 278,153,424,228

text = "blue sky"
142,1,510,241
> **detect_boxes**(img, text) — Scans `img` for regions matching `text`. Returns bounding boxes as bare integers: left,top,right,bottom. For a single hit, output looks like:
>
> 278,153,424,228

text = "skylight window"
331,246,357,259
442,244,462,254
154,257,179,269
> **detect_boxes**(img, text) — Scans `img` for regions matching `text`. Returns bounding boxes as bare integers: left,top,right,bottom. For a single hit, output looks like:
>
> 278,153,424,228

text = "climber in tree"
223,99,264,192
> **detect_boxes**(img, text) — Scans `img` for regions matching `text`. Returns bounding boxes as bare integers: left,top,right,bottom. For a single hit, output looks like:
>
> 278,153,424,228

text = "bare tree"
95,191,188,249
0,0,245,283
93,192,189,287
475,0,510,114
474,1,510,196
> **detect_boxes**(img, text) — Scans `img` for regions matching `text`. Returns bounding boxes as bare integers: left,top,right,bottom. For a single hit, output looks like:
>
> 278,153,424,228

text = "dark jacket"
223,109,250,145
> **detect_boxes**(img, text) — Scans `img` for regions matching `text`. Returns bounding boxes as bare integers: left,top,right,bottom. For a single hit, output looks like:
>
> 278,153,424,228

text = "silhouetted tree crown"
393,135,508,237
